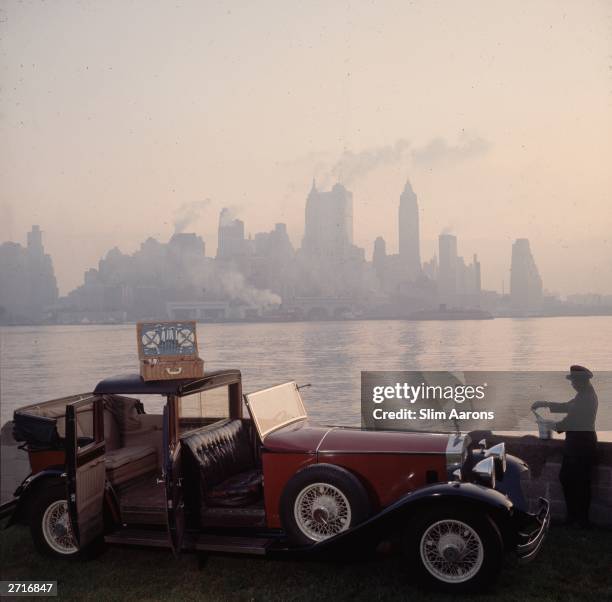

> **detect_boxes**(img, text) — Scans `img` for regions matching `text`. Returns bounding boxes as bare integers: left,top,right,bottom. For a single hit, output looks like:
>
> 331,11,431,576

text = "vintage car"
1,370,550,592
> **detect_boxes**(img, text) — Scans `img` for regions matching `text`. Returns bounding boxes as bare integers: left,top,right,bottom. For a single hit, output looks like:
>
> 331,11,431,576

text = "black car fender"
386,481,515,546
494,454,530,512
297,481,516,555
3,467,65,527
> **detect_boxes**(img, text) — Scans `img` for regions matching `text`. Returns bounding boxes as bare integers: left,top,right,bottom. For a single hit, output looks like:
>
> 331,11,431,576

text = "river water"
1,316,611,432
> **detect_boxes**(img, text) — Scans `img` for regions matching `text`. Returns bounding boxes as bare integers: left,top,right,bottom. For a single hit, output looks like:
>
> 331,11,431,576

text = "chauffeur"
531,365,598,528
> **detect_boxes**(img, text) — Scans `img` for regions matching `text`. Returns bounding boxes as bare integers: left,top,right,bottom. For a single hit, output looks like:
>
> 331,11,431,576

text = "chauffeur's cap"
565,365,593,380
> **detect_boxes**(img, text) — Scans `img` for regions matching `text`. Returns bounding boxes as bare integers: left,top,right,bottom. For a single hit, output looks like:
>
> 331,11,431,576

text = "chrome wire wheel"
419,519,484,584
41,500,78,555
293,482,352,541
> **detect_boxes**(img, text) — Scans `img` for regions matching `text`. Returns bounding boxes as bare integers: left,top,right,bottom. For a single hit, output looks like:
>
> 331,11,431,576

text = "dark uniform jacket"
549,385,598,457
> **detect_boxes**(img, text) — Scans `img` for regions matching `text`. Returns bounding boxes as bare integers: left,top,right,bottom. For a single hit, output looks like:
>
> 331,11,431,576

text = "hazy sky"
1,0,611,296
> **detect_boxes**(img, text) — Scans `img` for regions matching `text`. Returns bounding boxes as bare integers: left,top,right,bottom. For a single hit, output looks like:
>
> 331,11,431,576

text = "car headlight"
446,433,470,481
485,442,507,477
472,456,496,488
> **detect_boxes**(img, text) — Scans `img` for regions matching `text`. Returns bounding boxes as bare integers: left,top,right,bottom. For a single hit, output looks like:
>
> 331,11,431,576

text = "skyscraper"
299,180,369,299
25,225,58,310
510,238,543,311
169,232,206,258
438,233,458,302
216,208,246,260
0,225,58,323
398,180,421,280
302,180,353,259
372,236,387,286
473,253,482,295
27,225,44,256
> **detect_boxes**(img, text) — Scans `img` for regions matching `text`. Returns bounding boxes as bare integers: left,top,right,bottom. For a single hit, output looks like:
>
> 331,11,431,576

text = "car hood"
263,420,454,456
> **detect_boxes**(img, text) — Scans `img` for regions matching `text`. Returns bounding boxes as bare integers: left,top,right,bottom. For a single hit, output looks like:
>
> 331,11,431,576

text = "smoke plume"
219,270,282,307
184,257,281,309
329,139,411,185
411,135,490,168
219,206,241,228
174,199,211,233
309,133,489,189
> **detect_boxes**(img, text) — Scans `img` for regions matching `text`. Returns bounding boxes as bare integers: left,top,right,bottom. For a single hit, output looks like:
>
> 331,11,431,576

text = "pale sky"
1,0,611,296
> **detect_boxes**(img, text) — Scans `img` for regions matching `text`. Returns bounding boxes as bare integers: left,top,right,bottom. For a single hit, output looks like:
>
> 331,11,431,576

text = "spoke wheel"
41,500,78,555
405,506,504,593
419,519,484,584
294,482,352,541
281,464,370,546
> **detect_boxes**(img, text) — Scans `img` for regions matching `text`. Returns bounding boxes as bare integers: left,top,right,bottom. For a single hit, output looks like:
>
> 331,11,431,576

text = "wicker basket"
137,321,205,381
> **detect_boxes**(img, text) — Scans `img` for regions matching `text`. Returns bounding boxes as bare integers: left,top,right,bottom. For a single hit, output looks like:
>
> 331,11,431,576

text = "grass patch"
1,524,611,601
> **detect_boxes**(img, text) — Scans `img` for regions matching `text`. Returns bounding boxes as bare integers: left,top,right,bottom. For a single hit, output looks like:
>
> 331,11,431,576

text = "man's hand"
531,401,549,411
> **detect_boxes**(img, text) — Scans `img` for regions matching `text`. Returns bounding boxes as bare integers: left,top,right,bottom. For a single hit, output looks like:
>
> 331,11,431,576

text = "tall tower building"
372,236,387,286
0,225,58,322
169,232,206,258
398,180,421,280
216,208,246,260
302,180,353,260
473,253,482,295
27,225,44,257
510,238,543,311
438,233,458,302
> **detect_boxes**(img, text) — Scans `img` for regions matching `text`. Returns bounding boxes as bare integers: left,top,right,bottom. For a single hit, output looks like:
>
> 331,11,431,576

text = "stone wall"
476,432,612,526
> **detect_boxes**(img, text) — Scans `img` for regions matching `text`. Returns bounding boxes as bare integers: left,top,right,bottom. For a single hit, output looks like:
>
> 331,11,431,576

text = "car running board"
104,529,273,555
105,528,170,548
194,534,273,555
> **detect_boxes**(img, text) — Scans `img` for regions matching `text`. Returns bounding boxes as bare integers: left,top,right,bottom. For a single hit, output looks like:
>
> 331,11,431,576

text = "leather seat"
182,419,262,508
105,445,157,486
204,468,263,508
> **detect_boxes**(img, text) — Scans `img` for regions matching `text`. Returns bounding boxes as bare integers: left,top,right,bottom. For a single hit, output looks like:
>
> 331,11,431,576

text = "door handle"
156,477,165,485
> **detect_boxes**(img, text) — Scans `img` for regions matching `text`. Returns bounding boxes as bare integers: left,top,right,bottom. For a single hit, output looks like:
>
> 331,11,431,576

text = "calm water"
1,317,611,431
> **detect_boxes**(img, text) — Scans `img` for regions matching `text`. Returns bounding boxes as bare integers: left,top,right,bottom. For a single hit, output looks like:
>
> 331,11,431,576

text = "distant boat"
407,305,493,321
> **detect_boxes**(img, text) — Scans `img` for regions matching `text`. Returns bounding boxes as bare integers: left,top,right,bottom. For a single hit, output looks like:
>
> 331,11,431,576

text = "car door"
163,399,185,555
65,395,106,549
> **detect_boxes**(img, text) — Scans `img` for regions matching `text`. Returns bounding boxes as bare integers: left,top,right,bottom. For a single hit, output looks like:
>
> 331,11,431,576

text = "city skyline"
3,169,610,298
1,1,610,297
3,176,612,299
3,176,612,302
2,176,612,325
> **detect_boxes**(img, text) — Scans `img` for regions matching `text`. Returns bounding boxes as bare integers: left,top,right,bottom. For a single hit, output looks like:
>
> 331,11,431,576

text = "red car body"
263,424,448,528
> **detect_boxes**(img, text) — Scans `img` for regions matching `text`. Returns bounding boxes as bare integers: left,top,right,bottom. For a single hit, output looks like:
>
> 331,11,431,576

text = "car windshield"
245,381,308,440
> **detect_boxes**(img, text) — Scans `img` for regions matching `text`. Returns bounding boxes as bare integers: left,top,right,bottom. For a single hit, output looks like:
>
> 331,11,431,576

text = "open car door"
163,401,185,555
65,395,106,549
